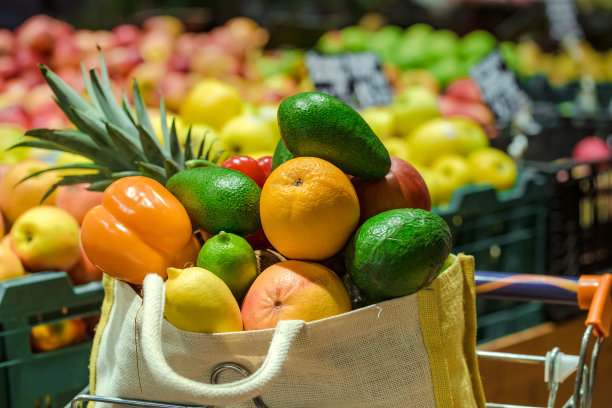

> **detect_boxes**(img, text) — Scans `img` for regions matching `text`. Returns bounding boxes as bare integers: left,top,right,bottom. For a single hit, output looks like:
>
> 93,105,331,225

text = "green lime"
197,231,257,302
345,208,452,301
166,166,262,236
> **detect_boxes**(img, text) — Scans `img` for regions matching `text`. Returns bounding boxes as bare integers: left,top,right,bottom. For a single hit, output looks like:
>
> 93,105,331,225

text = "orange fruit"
241,260,351,330
260,157,360,260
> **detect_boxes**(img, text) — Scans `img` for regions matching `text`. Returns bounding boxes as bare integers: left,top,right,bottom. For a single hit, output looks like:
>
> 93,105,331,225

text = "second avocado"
277,92,391,179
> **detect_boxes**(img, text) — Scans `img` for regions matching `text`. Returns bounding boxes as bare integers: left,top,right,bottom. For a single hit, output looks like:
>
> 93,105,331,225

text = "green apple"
10,206,80,272
392,85,440,137
430,154,472,205
467,147,518,192
218,113,278,156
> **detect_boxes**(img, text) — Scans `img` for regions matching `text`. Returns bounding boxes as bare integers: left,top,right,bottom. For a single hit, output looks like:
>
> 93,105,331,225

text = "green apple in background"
392,85,440,137
460,30,496,62
430,154,472,205
392,24,433,69
427,56,468,88
367,25,403,63
467,147,518,192
423,29,460,66
316,30,344,54
218,113,278,157
341,26,370,52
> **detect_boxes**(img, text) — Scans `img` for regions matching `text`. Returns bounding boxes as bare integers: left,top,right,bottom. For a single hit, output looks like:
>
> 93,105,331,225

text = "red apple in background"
445,78,482,103
15,47,44,71
438,95,494,127
0,105,31,129
67,242,102,285
0,56,18,79
55,183,104,225
52,35,83,68
351,155,431,223
572,137,611,162
0,29,16,56
16,15,56,53
112,24,142,47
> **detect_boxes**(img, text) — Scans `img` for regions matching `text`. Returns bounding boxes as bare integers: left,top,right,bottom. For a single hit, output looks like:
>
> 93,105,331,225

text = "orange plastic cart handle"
578,274,612,338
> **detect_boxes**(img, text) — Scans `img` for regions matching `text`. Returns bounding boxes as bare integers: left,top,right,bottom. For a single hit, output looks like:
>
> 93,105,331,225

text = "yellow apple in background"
392,85,440,137
218,113,278,157
0,124,31,164
447,117,490,155
467,147,518,192
0,211,4,238
10,206,80,272
179,79,243,130
430,154,472,205
360,106,395,140
0,159,60,225
413,165,442,208
406,118,463,166
383,137,410,162
0,244,25,281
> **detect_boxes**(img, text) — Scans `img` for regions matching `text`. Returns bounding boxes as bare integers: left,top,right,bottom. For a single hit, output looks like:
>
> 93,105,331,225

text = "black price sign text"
306,52,393,109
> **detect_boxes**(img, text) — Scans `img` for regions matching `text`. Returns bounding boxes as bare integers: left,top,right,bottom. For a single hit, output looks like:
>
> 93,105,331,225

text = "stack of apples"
0,159,103,285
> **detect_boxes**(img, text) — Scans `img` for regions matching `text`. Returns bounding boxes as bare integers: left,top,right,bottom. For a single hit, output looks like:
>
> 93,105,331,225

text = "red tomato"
257,156,273,179
221,156,267,188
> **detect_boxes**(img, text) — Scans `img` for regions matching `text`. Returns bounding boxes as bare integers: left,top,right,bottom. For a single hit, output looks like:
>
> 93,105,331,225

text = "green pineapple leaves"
12,51,225,195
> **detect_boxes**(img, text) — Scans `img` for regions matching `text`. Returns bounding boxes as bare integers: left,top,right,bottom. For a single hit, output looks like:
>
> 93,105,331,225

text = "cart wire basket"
67,270,612,408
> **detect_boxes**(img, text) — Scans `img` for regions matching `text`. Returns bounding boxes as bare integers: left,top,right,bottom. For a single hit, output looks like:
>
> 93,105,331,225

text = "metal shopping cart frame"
68,272,612,408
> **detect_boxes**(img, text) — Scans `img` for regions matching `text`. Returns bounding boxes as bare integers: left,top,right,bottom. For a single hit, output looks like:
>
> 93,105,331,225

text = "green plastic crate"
433,168,548,276
0,273,104,408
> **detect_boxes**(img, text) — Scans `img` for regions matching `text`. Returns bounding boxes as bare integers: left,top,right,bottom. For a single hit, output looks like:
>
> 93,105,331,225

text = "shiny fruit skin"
241,260,351,331
260,157,359,260
221,155,267,188
351,155,431,224
81,176,194,284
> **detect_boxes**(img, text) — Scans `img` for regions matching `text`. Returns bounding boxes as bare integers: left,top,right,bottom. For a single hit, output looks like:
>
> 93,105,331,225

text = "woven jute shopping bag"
88,253,485,407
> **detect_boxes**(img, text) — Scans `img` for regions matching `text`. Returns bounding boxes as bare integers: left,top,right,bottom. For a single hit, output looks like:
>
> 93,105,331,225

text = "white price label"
470,50,530,126
306,52,393,108
545,0,583,41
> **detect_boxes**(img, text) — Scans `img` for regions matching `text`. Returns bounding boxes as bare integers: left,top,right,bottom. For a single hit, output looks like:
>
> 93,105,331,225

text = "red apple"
445,78,482,103
55,183,104,226
572,137,611,162
438,94,494,126
112,24,142,47
0,56,18,79
16,15,56,53
0,29,16,56
67,242,102,285
0,105,31,129
15,47,45,71
52,35,83,68
106,46,143,78
351,155,432,224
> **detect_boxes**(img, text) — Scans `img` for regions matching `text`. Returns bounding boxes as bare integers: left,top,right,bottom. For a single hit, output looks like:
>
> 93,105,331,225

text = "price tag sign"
470,50,530,127
545,0,583,41
306,52,393,108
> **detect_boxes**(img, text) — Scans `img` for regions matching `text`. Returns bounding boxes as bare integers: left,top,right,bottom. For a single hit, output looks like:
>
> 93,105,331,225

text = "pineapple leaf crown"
11,51,225,201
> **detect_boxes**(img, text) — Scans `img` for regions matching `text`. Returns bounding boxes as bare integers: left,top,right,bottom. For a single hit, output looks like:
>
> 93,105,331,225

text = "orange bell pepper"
81,176,198,284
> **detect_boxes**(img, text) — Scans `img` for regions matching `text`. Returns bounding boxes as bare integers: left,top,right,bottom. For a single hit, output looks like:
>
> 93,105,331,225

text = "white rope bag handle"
140,273,304,406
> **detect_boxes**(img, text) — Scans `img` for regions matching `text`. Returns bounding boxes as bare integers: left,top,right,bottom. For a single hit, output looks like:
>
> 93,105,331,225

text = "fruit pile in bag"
17,56,454,333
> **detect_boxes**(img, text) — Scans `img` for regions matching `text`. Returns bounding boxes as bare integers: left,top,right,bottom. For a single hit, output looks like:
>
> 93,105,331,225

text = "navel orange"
259,157,359,260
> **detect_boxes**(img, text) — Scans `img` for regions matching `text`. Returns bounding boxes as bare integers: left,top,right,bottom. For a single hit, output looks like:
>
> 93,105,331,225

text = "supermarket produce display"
1,3,612,407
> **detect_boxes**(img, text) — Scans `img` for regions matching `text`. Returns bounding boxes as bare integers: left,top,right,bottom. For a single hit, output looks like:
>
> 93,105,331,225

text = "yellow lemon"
179,79,243,130
165,266,243,333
